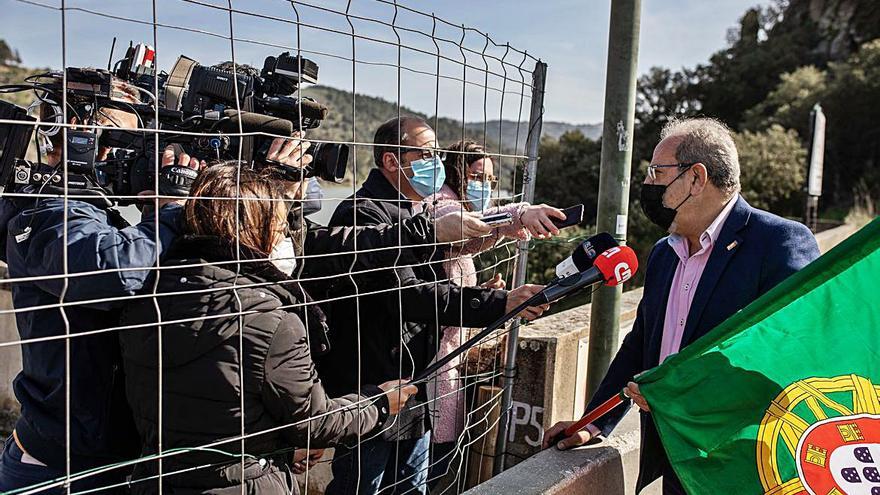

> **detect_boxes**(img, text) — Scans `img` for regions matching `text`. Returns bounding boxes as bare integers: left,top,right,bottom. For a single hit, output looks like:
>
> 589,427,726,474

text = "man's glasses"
646,162,696,181
467,172,498,188
400,147,446,161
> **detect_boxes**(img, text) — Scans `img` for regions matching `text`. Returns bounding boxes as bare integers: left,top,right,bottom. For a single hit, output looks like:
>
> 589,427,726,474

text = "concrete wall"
465,408,660,495
499,289,642,468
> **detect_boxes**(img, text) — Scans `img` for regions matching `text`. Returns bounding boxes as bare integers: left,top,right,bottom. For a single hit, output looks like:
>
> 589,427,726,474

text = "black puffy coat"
319,170,509,441
119,236,390,494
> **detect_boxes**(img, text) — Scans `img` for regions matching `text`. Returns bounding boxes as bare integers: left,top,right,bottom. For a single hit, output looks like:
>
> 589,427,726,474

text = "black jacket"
317,169,508,441
119,236,390,494
0,197,180,472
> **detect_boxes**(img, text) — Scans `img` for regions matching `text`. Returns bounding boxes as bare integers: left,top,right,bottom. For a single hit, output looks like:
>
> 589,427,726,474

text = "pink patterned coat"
425,184,530,443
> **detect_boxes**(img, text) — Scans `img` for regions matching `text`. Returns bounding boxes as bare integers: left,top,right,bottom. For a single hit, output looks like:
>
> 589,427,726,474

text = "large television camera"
123,46,348,182
0,44,348,206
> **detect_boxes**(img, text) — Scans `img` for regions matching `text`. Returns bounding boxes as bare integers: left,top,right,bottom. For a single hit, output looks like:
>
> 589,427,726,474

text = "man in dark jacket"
0,101,198,492
322,116,548,495
544,117,820,494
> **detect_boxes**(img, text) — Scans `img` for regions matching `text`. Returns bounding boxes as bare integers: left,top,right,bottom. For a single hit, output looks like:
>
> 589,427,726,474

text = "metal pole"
804,103,826,233
493,60,547,475
586,0,641,398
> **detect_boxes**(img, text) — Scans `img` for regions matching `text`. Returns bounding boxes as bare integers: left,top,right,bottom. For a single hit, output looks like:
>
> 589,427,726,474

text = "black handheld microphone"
553,232,618,281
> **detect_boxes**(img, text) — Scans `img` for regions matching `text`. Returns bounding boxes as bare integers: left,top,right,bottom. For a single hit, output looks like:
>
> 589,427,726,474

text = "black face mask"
640,169,694,231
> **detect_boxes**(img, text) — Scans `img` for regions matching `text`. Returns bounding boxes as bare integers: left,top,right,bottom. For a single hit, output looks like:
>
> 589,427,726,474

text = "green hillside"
303,85,503,182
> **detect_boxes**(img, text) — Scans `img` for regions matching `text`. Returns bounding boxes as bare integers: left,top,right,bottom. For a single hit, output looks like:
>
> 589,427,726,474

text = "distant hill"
0,48,602,183
302,85,600,180
0,65,43,108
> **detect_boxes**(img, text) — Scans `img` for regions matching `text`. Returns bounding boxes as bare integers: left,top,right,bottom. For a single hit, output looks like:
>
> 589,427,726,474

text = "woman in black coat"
119,160,416,494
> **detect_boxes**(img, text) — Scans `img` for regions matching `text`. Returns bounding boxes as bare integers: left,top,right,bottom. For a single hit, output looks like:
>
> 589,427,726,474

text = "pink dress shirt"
658,196,739,362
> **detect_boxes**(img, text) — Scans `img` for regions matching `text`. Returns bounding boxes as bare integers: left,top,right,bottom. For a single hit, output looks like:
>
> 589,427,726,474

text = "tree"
821,39,880,206
693,4,823,130
742,65,828,137
533,131,602,220
632,67,701,181
0,40,16,66
735,124,806,214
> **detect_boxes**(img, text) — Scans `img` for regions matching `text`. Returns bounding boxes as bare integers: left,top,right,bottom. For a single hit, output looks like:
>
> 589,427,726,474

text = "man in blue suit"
544,117,820,494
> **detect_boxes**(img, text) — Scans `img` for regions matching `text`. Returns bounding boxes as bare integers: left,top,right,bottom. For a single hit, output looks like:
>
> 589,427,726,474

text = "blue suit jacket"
585,196,820,491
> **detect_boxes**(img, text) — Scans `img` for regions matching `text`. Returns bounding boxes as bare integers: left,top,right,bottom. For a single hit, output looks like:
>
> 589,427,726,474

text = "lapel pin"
727,240,738,251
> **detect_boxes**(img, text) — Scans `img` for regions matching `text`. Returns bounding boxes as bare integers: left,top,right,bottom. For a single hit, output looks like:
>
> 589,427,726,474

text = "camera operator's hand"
435,211,492,243
137,146,205,209
505,284,550,321
378,379,419,415
520,204,565,239
266,134,313,169
292,448,325,474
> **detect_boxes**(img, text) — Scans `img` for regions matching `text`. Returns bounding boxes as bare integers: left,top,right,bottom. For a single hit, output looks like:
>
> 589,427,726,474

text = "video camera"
124,45,348,182
0,66,200,205
0,43,348,206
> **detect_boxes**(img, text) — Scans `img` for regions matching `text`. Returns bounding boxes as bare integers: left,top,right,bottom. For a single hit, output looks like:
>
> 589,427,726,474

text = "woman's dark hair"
443,140,488,211
183,163,289,256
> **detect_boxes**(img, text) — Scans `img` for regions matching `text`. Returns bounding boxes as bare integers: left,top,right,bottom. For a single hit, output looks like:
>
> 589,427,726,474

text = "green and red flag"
638,217,880,495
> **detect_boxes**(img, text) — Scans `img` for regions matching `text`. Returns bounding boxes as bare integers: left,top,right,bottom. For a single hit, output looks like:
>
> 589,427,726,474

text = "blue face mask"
405,155,445,198
466,180,493,211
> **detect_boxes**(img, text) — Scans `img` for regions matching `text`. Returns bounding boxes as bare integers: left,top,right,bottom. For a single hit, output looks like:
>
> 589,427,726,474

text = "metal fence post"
586,0,641,398
493,60,547,475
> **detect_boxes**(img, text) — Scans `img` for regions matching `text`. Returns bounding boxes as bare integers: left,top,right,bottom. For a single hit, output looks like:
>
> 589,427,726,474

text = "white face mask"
270,237,297,276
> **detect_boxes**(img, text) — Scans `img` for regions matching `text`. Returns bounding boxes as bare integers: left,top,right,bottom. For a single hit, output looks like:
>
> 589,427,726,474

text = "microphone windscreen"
297,98,328,121
593,246,639,287
220,110,293,137
572,232,618,271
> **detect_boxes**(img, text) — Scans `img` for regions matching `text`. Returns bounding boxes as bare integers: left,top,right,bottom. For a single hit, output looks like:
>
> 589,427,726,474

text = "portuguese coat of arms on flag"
638,217,880,495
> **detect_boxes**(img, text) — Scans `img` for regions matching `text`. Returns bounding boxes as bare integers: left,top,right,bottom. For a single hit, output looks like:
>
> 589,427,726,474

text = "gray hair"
660,117,740,194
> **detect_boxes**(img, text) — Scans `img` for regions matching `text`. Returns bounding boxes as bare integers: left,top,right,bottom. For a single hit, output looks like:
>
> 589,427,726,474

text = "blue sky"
1,0,765,123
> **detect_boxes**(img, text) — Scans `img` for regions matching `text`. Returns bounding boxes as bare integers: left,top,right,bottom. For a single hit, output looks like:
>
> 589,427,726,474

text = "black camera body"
158,52,346,182
178,63,256,116
0,44,348,208
0,101,35,194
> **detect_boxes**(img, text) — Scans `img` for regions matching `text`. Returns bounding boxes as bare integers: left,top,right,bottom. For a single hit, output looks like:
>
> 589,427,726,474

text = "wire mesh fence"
0,1,547,493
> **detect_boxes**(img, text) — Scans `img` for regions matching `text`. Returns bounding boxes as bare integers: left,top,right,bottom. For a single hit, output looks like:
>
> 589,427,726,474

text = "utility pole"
586,0,642,398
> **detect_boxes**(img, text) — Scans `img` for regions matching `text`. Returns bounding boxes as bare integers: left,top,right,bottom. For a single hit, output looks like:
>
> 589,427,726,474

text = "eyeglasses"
467,172,498,188
400,147,446,162
646,162,696,181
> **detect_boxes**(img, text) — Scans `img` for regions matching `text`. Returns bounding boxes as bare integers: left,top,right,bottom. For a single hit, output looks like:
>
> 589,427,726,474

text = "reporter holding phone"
421,139,566,484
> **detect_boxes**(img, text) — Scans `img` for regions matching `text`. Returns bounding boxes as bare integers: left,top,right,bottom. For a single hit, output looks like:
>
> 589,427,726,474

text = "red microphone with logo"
413,245,639,383
526,245,639,305
541,246,640,447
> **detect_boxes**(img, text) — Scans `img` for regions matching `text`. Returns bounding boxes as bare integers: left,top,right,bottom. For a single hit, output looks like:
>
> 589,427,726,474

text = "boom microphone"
530,245,639,305
262,96,328,122
554,232,618,280
219,110,293,136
